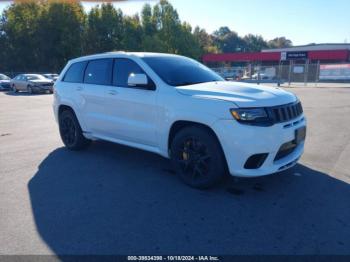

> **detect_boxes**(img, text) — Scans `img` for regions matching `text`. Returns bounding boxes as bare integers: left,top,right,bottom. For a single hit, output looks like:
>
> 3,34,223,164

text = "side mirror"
127,73,148,87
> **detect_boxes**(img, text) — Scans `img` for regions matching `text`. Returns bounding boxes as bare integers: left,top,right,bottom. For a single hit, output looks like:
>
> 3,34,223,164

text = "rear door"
60,61,88,130
81,58,113,135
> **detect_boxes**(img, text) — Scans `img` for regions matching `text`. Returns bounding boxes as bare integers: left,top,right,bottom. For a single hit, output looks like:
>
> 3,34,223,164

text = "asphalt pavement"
0,87,349,255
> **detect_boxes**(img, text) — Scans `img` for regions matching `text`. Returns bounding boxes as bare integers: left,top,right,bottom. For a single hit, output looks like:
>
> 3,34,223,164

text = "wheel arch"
58,104,75,117
167,120,229,179
168,120,226,160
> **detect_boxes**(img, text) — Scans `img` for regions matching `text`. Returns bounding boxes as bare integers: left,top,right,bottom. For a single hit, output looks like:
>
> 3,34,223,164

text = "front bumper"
212,115,306,177
32,85,53,92
0,83,11,90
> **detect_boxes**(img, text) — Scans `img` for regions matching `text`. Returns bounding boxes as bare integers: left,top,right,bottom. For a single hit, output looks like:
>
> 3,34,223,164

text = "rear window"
84,59,113,85
63,61,87,83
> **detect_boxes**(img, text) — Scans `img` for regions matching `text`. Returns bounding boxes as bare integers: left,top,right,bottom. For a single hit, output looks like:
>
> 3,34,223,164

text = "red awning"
202,50,349,63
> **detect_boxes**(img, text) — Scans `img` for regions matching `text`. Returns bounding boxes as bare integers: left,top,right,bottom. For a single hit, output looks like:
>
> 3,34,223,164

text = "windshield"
0,74,10,80
142,56,223,87
26,75,46,80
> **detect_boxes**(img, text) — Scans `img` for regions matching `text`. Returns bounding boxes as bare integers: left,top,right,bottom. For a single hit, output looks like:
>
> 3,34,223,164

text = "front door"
104,58,158,147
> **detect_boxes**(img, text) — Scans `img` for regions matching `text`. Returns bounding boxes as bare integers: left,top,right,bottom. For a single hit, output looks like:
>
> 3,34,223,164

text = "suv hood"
175,81,297,107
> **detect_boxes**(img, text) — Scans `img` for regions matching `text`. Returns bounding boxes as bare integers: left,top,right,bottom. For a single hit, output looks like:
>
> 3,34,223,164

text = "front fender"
157,110,221,158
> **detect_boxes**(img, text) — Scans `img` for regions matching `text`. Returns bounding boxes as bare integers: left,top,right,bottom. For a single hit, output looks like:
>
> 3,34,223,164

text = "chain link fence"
3,64,350,88
211,63,350,87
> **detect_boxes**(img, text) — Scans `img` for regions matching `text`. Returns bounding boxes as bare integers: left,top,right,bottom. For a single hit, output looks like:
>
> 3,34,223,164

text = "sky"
0,0,349,45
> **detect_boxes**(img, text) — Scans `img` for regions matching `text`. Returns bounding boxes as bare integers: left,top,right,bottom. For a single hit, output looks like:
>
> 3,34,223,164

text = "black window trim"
112,57,156,91
62,57,157,89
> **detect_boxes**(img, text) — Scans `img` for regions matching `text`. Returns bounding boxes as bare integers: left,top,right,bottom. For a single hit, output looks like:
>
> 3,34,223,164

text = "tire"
59,110,91,150
27,85,33,94
170,126,227,189
12,85,18,93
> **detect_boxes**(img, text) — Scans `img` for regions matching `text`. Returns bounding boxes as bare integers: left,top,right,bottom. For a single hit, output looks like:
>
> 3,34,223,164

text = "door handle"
76,86,83,91
108,90,118,95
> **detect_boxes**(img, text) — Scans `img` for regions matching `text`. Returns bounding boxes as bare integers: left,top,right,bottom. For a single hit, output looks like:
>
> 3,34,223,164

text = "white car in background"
11,74,54,94
53,52,306,189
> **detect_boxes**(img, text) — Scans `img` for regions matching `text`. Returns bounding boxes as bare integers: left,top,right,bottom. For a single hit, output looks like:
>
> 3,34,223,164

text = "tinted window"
84,59,113,85
142,56,223,86
113,58,148,87
63,61,87,83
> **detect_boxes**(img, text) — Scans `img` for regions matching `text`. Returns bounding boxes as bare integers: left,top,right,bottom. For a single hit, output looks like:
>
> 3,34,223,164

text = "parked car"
53,52,306,189
43,73,59,81
0,74,11,90
11,74,54,94
252,73,276,80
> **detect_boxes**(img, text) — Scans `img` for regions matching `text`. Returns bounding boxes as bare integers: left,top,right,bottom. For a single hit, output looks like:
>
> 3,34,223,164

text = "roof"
69,52,183,63
262,43,350,53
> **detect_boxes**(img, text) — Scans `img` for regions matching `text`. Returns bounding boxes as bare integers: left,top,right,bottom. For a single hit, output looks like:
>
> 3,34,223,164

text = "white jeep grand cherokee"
53,52,306,188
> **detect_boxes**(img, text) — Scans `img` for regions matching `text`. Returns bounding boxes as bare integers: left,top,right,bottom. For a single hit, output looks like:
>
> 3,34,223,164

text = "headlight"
230,108,272,126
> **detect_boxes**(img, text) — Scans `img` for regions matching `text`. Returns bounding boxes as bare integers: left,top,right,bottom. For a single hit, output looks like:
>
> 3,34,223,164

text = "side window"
113,58,155,89
84,59,113,85
63,61,87,83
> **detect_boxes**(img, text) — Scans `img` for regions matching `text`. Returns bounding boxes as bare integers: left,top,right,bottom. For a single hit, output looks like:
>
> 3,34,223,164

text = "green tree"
1,1,42,71
38,0,86,71
145,0,201,58
268,37,293,48
122,15,143,51
193,26,219,55
140,3,164,52
243,34,268,52
177,22,201,59
85,3,123,54
141,4,156,36
213,27,246,53
0,15,8,72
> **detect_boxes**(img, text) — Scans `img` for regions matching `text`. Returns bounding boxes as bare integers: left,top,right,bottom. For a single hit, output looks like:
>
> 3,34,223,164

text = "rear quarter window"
63,61,87,83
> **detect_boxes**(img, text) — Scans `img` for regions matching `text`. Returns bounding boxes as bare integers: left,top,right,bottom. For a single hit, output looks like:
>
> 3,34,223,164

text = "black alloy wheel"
171,126,227,189
178,137,211,181
59,110,90,150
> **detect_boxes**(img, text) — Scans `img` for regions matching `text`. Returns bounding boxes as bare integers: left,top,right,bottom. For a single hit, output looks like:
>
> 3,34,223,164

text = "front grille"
0,83,11,88
267,101,303,124
41,83,53,87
